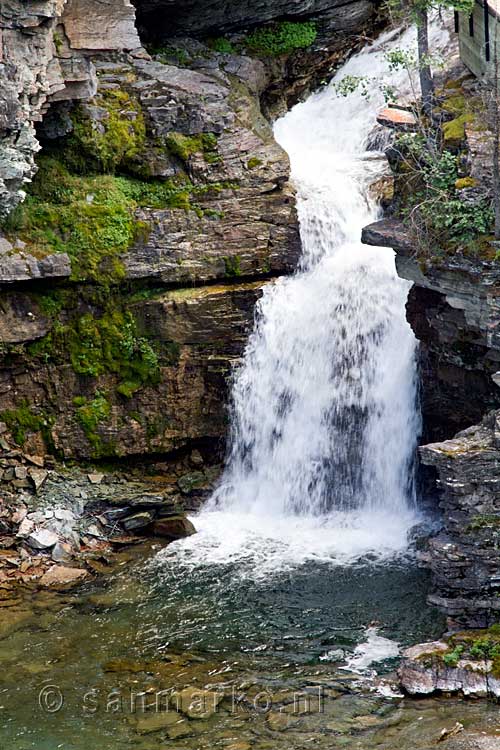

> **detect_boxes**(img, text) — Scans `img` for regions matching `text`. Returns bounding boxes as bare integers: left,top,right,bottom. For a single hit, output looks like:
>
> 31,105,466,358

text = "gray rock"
419,411,500,626
51,541,73,563
14,466,27,480
28,468,48,492
399,640,500,699
27,529,59,549
16,517,34,538
136,0,372,36
121,511,155,531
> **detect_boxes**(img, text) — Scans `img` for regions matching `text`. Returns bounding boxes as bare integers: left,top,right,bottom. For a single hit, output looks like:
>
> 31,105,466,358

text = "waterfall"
163,19,452,573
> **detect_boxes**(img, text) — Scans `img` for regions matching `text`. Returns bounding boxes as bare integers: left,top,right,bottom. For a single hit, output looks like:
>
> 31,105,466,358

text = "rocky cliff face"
419,411,500,628
0,0,378,472
362,219,500,443
0,0,141,217
134,0,373,37
0,39,299,463
362,219,500,628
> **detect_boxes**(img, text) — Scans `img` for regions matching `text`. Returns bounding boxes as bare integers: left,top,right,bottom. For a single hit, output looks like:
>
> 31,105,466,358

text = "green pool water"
0,535,497,750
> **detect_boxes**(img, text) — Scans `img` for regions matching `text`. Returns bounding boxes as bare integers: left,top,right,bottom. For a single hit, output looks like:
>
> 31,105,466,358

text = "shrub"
209,37,234,54
396,135,494,252
443,644,464,667
245,21,317,56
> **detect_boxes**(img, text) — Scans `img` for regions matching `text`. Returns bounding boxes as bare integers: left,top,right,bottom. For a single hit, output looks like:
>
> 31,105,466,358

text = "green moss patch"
62,89,146,175
245,21,317,56
247,157,262,169
165,132,220,165
443,113,473,146
74,392,111,454
223,255,242,277
1,157,231,283
32,302,160,395
455,176,477,190
208,37,235,54
0,401,53,448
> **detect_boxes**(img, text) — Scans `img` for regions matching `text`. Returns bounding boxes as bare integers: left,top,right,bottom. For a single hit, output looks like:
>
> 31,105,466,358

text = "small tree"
387,0,475,114
477,21,500,240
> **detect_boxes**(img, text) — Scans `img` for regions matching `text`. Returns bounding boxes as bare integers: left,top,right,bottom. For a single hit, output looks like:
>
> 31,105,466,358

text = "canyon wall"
0,0,379,470
363,215,500,628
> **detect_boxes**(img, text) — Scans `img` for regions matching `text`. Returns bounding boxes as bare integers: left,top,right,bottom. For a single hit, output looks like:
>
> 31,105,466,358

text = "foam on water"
159,507,418,580
343,626,401,673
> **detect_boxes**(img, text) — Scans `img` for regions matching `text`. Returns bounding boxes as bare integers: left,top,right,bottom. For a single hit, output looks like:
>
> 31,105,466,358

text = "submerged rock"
152,515,196,540
39,565,89,588
176,686,224,719
134,711,180,734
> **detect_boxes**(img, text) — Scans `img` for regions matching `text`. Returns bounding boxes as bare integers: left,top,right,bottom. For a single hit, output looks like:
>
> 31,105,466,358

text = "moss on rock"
62,89,146,175
245,21,317,57
1,157,229,283
455,176,477,189
165,131,220,165
0,401,53,448
74,392,112,454
443,114,473,147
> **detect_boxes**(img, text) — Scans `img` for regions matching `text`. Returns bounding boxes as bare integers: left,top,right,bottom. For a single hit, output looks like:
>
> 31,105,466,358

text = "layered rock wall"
0,37,299,461
362,219,500,627
362,218,500,442
0,0,379,476
0,0,140,216
419,412,500,627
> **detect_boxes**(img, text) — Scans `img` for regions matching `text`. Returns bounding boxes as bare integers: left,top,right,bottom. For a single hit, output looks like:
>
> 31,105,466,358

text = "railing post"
484,0,491,61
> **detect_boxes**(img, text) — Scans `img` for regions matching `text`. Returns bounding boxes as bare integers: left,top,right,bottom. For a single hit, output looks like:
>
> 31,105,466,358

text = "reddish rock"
377,107,417,130
152,515,196,540
39,565,89,588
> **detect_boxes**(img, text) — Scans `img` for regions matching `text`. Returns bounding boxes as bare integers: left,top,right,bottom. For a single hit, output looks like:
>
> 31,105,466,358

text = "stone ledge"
0,247,71,284
361,218,413,254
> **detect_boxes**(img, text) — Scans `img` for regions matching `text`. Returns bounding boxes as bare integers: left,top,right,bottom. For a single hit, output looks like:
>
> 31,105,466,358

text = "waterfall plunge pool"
2,15,498,750
0,542,498,749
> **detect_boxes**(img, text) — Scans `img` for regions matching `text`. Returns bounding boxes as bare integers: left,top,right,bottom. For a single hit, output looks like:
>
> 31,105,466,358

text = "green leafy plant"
209,37,234,54
396,135,494,252
469,637,500,660
245,21,317,56
443,644,464,667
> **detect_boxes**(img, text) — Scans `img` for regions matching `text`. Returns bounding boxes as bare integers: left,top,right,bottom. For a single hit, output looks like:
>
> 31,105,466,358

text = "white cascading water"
159,19,451,575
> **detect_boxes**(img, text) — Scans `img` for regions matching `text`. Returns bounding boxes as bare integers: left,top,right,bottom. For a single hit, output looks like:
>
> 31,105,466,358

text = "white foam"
157,507,420,580
343,626,400,673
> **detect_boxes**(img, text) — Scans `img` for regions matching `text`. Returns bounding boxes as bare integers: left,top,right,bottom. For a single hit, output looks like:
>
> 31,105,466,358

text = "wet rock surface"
0,424,203,592
362,218,500,442
418,411,500,627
